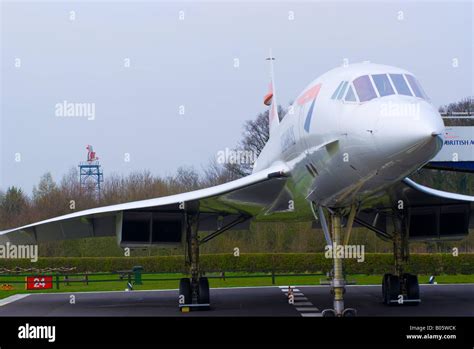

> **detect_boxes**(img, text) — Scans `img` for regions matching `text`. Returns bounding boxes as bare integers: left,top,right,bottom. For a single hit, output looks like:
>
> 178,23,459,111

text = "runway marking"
0,294,30,307
296,307,319,312
301,313,323,317
280,288,300,292
294,296,308,301
280,286,322,317
7,283,468,298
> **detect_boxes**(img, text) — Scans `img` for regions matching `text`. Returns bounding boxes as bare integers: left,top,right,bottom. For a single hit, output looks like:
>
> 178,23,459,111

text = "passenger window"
353,75,377,102
331,82,344,99
405,74,427,99
389,74,412,96
372,74,394,97
345,86,357,102
336,81,348,100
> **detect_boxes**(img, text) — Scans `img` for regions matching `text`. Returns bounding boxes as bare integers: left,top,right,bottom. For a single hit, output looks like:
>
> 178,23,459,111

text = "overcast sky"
1,0,472,193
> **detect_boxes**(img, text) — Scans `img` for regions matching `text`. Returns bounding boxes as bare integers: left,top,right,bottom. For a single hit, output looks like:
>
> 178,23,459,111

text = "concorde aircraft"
1,59,473,316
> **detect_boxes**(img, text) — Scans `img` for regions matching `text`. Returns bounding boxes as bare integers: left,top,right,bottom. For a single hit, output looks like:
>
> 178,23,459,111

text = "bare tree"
202,158,240,187
226,105,286,177
439,96,473,126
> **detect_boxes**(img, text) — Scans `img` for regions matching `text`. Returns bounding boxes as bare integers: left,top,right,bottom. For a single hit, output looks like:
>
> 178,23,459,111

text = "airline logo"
297,84,321,132
297,84,321,105
443,128,474,145
264,82,273,106
264,81,279,124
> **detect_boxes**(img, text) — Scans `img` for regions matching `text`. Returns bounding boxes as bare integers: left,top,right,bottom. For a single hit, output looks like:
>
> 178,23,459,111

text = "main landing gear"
382,222,420,305
179,211,210,312
178,210,250,312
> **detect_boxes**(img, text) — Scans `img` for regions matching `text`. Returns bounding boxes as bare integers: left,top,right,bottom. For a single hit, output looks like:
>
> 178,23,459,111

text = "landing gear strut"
178,211,251,312
179,211,210,311
382,219,420,305
318,206,357,317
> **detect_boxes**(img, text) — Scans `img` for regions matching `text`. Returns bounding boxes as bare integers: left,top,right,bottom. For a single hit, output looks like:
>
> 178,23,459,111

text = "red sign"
25,276,53,290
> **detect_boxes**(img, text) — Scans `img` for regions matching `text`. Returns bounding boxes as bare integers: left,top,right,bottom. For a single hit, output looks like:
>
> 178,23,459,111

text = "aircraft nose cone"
374,102,444,160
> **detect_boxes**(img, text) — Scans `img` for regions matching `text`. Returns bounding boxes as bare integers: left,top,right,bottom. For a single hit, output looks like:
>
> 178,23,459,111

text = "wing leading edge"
0,164,290,245
402,178,474,202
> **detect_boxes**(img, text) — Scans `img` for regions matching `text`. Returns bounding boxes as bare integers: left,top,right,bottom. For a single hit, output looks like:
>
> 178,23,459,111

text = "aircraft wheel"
322,309,337,317
382,273,391,304
198,277,210,304
404,273,420,304
179,278,192,305
384,274,400,305
342,308,357,317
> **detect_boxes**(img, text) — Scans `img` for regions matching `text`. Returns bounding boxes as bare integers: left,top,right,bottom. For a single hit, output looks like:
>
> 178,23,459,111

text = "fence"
0,270,334,291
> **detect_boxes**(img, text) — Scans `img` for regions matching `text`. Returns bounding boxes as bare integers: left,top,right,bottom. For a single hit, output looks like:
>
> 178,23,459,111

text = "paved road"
0,284,473,316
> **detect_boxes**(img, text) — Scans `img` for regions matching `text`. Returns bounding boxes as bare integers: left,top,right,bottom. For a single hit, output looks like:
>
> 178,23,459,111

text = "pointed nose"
374,102,444,160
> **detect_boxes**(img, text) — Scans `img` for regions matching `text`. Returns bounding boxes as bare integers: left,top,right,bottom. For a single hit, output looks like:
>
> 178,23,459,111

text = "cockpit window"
353,75,377,102
389,74,412,96
344,85,357,102
372,74,394,97
331,81,344,99
336,81,348,100
405,74,427,99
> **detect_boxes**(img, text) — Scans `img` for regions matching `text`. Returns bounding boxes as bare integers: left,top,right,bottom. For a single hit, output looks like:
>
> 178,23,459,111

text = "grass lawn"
0,272,473,300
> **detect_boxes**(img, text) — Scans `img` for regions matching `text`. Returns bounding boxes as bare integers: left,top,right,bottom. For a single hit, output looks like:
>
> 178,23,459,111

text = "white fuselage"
253,63,444,208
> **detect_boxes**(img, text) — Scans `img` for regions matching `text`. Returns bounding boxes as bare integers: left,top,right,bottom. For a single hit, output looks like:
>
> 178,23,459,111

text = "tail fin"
264,50,279,137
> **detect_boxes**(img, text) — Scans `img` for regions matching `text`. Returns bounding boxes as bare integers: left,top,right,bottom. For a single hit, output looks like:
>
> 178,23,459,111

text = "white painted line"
301,313,322,317
0,294,30,307
294,283,474,288
12,285,283,297
296,307,319,312
4,283,469,299
294,296,308,301
293,301,313,306
419,283,474,287
280,288,300,292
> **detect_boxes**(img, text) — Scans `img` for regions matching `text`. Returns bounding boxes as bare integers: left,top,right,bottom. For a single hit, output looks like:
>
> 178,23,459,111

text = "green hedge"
0,253,473,274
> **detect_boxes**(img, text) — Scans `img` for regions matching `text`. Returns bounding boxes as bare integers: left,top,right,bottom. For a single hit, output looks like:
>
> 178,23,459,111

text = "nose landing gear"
317,205,358,317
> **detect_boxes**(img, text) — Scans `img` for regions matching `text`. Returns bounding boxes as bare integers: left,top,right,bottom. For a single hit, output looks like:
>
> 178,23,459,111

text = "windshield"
353,75,377,102
336,72,428,103
336,81,348,100
405,74,428,99
345,85,357,102
372,74,395,97
389,74,412,96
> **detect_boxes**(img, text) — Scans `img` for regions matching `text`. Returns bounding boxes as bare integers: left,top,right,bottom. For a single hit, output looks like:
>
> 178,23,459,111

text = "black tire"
404,273,420,302
342,308,357,317
179,278,192,305
198,277,210,304
382,273,391,304
385,274,400,305
322,309,336,317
